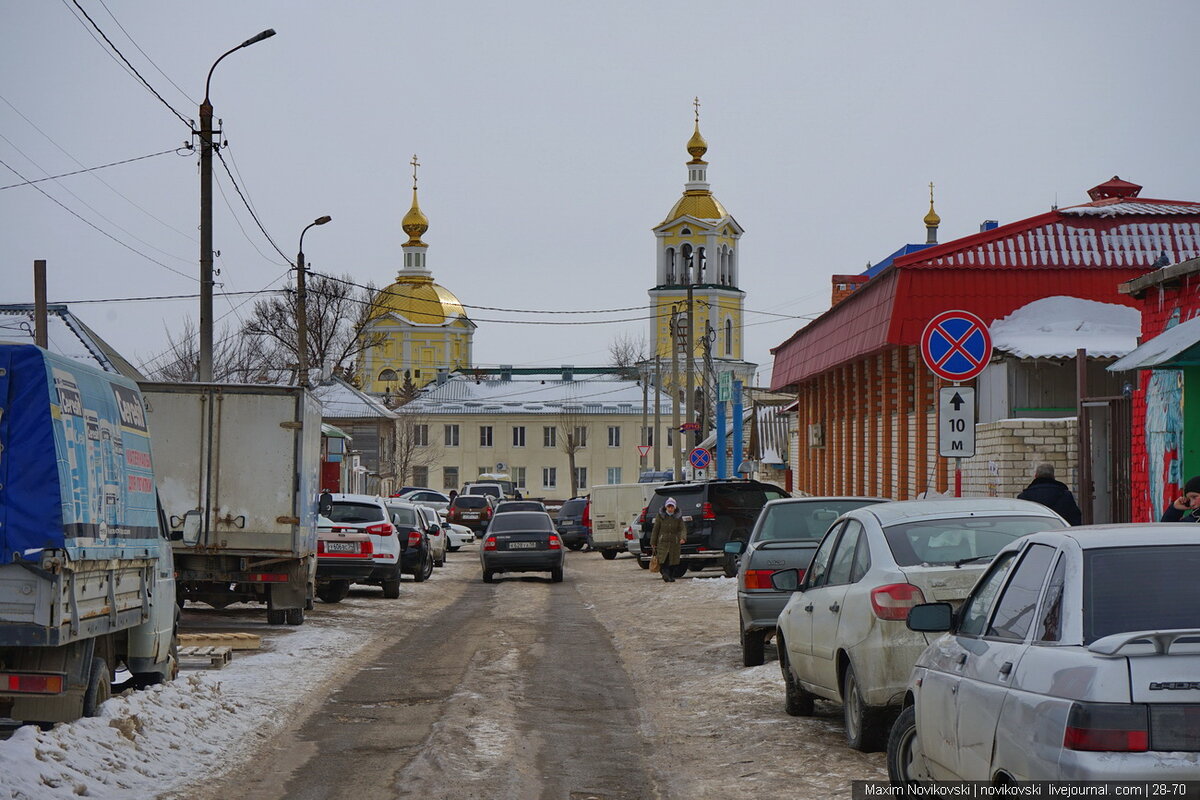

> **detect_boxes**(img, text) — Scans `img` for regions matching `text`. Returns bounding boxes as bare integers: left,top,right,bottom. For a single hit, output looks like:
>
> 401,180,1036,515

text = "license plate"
596,521,615,530
508,541,538,549
462,513,479,519
325,542,357,553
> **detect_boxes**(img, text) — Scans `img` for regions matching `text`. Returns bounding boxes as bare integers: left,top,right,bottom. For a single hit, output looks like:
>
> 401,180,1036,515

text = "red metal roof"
770,191,1200,390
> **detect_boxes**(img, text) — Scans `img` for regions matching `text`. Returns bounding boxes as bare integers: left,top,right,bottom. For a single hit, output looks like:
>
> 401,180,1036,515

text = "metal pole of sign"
954,381,962,498
716,397,727,479
732,379,744,477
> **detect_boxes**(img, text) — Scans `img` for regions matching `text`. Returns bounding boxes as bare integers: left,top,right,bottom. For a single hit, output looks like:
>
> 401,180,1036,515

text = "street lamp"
296,215,332,387
197,28,276,382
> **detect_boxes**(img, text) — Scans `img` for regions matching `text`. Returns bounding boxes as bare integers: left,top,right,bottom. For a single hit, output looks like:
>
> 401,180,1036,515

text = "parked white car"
400,488,452,518
322,494,403,598
773,498,1067,751
890,524,1200,785
442,522,474,551
416,504,447,567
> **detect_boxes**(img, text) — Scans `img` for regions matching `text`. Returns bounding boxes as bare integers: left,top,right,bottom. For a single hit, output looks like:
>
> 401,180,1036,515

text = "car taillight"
702,502,716,520
1064,703,1149,752
624,527,634,540
365,523,394,536
637,506,647,524
484,536,497,551
741,569,777,590
1,672,65,694
360,540,373,555
407,531,422,548
448,508,458,521
548,534,562,550
870,583,926,620
582,503,591,529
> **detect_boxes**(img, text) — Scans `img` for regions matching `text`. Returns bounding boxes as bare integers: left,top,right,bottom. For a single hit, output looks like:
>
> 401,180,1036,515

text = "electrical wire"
51,290,287,304
214,148,292,263
66,0,191,128
0,146,179,191
0,155,195,281
213,164,290,267
96,0,196,107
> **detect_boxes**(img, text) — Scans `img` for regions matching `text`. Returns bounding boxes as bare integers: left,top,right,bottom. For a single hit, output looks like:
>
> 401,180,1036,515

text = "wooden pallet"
178,632,262,651
178,645,233,668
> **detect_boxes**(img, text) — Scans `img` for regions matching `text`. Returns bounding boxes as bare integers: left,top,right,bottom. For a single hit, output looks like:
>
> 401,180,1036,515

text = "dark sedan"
480,512,565,583
727,496,887,666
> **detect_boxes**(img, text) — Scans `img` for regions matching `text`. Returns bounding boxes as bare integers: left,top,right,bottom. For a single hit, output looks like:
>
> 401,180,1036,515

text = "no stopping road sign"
920,310,992,383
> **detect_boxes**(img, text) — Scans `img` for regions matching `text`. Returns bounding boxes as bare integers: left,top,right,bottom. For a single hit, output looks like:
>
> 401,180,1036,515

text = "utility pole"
33,260,48,348
296,216,332,387
640,363,649,476
653,355,662,471
685,282,695,455
670,312,681,479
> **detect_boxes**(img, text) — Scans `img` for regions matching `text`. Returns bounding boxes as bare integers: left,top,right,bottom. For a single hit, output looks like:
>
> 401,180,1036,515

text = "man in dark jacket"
1017,463,1082,526
1161,475,1200,522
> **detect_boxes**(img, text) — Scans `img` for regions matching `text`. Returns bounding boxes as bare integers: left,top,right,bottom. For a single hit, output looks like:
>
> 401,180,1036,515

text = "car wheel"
285,606,305,625
82,657,111,718
778,638,815,716
600,550,617,560
722,553,739,578
413,551,433,583
550,567,564,583
482,570,495,583
266,609,287,625
435,552,445,567
741,615,766,667
843,662,887,752
381,577,402,598
449,545,461,552
637,557,650,569
887,705,929,787
318,581,350,604
566,542,584,552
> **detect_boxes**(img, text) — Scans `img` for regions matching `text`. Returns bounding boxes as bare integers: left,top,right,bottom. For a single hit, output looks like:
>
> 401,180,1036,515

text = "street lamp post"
197,28,275,382
296,216,332,387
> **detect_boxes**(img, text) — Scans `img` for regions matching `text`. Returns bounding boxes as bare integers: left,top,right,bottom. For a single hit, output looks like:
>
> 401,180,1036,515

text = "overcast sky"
3,1,1198,384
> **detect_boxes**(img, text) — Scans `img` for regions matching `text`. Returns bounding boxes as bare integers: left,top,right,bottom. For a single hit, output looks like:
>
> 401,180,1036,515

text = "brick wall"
961,418,1079,499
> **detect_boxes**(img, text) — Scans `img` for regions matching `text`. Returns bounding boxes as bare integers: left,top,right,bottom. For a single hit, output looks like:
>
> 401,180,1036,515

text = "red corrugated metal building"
770,178,1200,499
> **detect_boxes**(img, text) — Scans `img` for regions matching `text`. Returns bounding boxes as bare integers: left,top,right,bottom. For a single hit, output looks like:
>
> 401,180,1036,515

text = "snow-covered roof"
989,296,1140,359
1109,315,1200,372
1061,202,1200,218
311,377,397,420
404,373,670,415
0,304,145,379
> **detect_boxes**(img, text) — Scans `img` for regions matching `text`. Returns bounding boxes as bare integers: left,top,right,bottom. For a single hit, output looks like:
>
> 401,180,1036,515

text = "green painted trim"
1185,368,1200,479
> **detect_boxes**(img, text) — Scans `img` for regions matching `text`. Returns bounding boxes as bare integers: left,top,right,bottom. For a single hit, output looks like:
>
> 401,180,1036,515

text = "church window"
680,244,693,284
378,368,398,383
725,318,733,355
665,247,675,284
697,247,706,283
681,228,691,235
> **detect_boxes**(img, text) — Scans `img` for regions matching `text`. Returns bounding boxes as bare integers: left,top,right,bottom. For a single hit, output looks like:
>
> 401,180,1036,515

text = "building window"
480,426,493,447
412,466,429,487
443,466,458,492
444,424,459,447
542,467,557,489
607,426,621,447
574,467,588,491
607,467,622,484
378,368,398,383
513,467,526,489
478,467,489,477
573,426,588,448
725,318,733,356
667,428,675,447
512,426,526,447
543,426,557,447
411,424,429,447
643,426,654,446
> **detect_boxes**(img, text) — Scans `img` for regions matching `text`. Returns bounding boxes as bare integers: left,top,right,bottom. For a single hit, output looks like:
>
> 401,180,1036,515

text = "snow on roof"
404,373,670,415
1109,314,1200,372
0,304,145,379
311,377,397,419
989,296,1140,359
1061,202,1200,218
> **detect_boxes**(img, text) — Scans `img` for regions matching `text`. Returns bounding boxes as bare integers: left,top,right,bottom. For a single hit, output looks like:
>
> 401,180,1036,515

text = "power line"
214,148,292,263
0,155,195,281
96,0,196,107
213,164,291,267
0,146,179,191
66,0,191,128
51,290,287,304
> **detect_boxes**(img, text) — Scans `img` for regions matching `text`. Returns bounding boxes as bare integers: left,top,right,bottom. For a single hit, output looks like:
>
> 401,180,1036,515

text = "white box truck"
588,482,665,559
140,383,321,625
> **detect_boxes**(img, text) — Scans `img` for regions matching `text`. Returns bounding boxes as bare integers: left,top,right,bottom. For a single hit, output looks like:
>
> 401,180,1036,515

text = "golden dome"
402,188,429,247
371,277,466,326
924,182,940,228
687,122,708,164
662,191,728,224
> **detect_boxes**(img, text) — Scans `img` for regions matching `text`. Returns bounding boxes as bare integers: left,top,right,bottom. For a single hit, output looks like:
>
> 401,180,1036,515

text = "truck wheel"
285,607,304,625
381,578,402,599
82,657,111,718
600,550,617,560
267,609,287,625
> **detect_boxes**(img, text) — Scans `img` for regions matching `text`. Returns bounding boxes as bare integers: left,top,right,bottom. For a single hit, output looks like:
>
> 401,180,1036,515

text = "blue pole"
716,399,727,479
732,380,744,476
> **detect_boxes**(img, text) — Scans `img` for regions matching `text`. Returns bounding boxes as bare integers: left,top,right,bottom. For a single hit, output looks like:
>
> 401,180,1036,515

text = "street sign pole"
732,379,744,476
955,383,962,498
922,311,990,498
716,371,730,479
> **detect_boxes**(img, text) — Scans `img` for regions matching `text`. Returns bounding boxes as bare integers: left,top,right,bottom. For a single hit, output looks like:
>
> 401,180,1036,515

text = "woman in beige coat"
650,497,687,582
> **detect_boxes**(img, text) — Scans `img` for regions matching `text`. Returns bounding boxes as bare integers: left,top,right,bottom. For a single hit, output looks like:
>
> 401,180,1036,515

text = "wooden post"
882,350,895,499
842,365,853,495
1077,348,1093,525
915,357,929,497
898,349,910,499
868,355,881,498
34,260,48,348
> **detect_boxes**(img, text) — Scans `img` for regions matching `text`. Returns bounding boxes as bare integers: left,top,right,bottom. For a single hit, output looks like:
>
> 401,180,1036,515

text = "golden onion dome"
402,188,429,247
662,191,728,225
371,277,466,326
687,122,708,164
924,182,940,228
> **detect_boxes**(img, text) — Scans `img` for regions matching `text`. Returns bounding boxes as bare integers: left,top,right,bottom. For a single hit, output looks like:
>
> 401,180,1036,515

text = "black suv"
555,497,591,551
639,480,788,576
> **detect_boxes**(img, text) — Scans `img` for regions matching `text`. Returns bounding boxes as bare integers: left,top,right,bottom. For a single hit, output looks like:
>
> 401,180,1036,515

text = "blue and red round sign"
689,447,712,470
920,310,992,382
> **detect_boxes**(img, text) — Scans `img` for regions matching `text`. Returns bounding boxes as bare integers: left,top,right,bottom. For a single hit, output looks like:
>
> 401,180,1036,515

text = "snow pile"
989,296,1139,359
680,574,738,601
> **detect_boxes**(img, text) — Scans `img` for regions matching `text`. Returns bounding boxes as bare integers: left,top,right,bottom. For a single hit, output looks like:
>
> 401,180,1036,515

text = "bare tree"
608,332,647,380
557,403,587,497
241,273,383,384
142,318,274,383
390,404,442,488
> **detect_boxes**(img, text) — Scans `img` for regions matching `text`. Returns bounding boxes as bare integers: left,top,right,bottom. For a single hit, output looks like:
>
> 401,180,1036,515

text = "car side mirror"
428,525,440,536
769,569,801,592
723,540,745,556
181,509,202,547
907,602,954,632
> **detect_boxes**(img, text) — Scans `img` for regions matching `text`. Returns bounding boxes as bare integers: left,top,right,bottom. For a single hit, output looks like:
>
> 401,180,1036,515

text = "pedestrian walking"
1017,463,1082,525
1161,475,1200,522
650,497,687,582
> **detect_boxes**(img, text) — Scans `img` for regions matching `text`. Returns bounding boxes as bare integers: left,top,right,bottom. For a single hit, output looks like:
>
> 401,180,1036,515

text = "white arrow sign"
938,387,976,459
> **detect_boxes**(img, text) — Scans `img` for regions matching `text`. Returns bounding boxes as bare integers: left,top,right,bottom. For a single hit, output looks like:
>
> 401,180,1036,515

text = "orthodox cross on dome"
410,154,421,190
693,96,701,124
924,181,941,245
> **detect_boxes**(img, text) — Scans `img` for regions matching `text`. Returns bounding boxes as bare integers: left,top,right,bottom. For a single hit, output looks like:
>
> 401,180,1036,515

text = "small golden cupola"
662,98,728,224
924,182,941,244
402,161,429,248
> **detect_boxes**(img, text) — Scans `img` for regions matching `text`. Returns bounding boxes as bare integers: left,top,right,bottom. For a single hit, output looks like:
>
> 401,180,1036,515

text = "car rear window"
387,506,419,527
499,502,543,513
883,515,1065,567
328,501,385,523
489,513,553,532
709,484,788,511
453,496,487,509
649,490,703,516
757,501,876,542
1084,545,1200,644
558,499,587,518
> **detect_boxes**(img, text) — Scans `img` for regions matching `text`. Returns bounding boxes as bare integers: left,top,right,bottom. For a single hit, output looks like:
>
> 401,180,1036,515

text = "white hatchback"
773,498,1067,751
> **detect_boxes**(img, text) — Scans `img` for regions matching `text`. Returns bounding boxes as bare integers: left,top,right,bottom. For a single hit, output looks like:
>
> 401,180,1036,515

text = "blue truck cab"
0,343,176,725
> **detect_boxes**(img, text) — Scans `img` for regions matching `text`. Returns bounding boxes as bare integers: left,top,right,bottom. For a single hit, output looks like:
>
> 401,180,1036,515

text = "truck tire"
267,609,287,625
600,550,618,560
285,607,304,625
82,657,111,718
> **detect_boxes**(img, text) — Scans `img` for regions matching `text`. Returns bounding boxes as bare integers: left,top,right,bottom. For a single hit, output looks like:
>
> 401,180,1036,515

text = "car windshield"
328,501,385,524
489,513,553,532
1084,544,1200,644
883,515,1065,567
757,501,876,542
387,506,419,527
454,496,487,509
